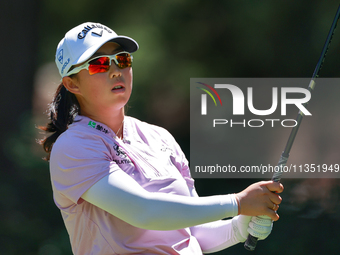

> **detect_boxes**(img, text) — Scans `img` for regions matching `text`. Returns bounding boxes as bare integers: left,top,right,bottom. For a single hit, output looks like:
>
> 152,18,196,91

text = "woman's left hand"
232,215,273,242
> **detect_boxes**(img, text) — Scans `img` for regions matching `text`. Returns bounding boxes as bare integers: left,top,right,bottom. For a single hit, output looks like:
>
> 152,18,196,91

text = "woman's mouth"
111,84,125,93
112,85,123,90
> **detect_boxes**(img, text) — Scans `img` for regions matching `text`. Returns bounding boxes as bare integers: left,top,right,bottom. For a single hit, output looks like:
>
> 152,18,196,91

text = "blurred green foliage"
1,0,340,254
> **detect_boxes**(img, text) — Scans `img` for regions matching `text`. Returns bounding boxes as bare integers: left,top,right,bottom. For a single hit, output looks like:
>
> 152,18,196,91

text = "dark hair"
38,82,80,161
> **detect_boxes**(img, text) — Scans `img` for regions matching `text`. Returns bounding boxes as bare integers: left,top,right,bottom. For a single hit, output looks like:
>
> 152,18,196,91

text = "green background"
1,1,340,254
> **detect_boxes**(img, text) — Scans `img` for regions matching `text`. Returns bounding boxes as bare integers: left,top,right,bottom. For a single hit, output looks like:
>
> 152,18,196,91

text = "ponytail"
38,83,80,161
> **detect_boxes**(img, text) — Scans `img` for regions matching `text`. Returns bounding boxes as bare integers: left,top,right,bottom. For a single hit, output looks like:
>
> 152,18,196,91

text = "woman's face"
69,42,133,116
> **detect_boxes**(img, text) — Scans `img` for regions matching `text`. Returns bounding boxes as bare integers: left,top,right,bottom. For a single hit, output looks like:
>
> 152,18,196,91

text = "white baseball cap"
55,22,139,77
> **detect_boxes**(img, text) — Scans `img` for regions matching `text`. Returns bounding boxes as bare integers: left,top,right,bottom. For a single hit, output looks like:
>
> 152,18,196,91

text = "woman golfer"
40,22,283,254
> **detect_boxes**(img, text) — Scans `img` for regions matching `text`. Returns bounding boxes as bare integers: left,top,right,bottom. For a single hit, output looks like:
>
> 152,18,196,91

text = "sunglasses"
66,51,133,76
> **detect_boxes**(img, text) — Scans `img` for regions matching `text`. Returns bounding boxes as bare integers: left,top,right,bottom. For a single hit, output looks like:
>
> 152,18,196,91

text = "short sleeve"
50,130,119,205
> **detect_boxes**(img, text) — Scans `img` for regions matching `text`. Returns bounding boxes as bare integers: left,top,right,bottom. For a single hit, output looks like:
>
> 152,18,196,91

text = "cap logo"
77,24,112,39
61,58,70,75
57,49,63,64
92,30,103,37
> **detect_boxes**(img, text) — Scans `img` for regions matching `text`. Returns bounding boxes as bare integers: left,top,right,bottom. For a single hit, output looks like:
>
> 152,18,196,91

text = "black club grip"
244,235,258,251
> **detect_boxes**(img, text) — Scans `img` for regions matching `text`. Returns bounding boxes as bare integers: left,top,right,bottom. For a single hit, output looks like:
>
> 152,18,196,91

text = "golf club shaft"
244,4,340,251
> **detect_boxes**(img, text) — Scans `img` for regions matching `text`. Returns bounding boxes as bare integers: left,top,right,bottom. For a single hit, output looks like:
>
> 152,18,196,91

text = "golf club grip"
244,235,258,251
244,154,287,251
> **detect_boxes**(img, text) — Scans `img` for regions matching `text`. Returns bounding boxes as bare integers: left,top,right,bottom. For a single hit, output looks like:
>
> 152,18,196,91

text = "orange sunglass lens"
116,54,132,68
88,57,110,75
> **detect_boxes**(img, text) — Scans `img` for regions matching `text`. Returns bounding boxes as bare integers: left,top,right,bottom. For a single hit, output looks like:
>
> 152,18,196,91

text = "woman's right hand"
235,181,284,221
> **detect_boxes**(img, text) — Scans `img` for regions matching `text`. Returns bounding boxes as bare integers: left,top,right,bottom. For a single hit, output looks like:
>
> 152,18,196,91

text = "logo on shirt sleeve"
113,144,132,164
161,144,174,156
113,144,127,157
88,121,109,134
88,121,96,128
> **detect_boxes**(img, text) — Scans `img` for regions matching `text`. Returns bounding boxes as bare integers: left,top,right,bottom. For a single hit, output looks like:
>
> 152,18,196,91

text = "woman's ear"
62,76,81,95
